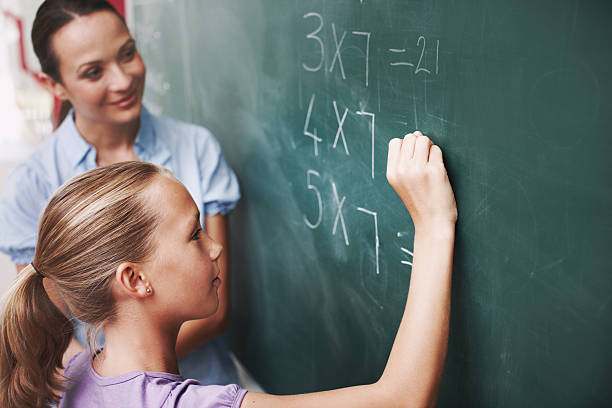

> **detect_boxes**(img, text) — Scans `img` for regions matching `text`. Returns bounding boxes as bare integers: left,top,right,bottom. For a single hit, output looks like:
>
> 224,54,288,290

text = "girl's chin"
194,301,219,320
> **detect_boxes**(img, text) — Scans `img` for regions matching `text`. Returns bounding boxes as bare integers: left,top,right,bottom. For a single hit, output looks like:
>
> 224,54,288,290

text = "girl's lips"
212,276,222,287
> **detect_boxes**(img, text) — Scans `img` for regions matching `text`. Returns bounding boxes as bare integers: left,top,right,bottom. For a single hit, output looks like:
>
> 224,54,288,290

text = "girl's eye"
191,228,202,241
83,67,102,80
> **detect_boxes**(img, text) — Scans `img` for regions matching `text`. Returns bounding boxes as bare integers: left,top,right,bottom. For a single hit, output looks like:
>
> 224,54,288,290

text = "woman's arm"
242,132,457,408
175,213,230,358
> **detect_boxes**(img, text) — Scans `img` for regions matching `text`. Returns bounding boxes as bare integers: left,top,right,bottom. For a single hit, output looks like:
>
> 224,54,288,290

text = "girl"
0,132,457,407
0,0,240,385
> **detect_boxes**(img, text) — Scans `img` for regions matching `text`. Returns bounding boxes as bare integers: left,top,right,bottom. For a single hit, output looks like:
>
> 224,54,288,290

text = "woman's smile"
110,88,138,109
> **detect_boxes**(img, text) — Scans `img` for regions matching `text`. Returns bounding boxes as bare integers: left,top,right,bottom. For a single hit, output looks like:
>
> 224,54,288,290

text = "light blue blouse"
0,107,241,385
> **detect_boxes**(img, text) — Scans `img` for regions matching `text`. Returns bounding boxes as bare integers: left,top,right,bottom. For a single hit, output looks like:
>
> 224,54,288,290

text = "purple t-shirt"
60,351,247,408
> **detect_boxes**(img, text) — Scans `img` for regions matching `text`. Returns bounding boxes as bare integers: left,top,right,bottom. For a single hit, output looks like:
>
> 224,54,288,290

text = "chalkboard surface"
131,1,612,406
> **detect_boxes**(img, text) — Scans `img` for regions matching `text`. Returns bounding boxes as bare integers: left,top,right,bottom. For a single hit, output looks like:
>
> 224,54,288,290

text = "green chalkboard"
131,1,612,406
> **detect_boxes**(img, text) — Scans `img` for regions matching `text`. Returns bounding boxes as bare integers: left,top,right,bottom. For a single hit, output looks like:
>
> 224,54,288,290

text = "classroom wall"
0,162,18,294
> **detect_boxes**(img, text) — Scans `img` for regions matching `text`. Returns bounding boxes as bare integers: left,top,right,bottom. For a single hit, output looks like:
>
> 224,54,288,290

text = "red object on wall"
106,0,125,18
2,11,37,77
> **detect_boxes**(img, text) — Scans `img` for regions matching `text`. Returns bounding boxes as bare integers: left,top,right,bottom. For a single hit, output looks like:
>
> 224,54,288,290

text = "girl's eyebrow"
191,211,201,231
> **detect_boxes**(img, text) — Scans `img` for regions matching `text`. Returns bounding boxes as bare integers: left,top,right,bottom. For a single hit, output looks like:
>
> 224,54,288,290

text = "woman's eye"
121,47,136,61
83,67,102,80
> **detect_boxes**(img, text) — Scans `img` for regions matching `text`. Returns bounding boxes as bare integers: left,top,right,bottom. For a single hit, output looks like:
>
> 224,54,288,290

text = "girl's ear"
114,263,152,299
38,72,69,101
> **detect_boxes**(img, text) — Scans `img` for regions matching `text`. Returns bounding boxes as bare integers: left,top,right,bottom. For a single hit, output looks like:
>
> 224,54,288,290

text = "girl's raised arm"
241,131,457,408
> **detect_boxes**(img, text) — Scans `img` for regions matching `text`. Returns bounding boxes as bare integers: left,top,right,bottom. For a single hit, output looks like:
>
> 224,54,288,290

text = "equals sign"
389,49,414,67
401,247,413,266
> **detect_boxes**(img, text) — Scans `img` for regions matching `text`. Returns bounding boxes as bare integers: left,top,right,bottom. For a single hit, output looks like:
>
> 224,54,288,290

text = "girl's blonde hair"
0,161,171,407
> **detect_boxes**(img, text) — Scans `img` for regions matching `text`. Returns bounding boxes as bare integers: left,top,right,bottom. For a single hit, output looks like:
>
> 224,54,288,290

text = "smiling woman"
40,9,145,131
33,1,144,163
0,0,241,389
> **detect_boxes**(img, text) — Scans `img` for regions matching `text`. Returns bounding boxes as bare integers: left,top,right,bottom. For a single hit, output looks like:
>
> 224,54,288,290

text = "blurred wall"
0,162,17,294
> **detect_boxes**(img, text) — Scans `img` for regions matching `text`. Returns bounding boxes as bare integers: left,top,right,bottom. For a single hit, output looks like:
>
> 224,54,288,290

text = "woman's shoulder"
11,136,57,179
149,111,215,142
2,135,60,203
7,122,77,192
146,110,221,154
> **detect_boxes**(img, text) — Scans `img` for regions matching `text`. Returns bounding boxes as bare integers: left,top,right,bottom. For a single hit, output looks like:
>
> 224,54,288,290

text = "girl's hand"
386,131,457,233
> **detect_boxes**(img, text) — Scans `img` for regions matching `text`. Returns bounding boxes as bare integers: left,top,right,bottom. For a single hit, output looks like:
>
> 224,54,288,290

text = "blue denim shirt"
0,107,241,385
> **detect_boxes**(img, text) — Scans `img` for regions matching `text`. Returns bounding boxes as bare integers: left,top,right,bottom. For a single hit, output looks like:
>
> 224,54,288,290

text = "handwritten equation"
297,8,440,278
302,12,440,88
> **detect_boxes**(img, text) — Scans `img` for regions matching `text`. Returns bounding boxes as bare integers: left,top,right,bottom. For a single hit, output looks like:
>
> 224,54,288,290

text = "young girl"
0,131,457,408
0,0,240,385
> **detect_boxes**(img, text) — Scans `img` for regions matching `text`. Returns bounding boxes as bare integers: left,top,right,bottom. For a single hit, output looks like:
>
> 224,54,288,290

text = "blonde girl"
0,132,457,407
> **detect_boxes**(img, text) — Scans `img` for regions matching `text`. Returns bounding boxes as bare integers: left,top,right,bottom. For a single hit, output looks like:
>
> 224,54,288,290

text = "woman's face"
143,176,223,323
50,10,146,126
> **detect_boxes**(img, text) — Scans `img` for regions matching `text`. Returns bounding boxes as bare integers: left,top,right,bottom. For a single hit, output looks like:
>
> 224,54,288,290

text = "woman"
0,132,457,407
0,0,240,385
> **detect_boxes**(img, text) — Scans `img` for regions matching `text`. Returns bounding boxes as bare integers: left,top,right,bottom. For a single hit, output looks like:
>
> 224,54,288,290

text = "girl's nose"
209,239,223,262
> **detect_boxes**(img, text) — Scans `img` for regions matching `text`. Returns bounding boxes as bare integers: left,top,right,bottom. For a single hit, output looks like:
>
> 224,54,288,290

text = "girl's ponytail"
0,162,169,406
0,264,73,408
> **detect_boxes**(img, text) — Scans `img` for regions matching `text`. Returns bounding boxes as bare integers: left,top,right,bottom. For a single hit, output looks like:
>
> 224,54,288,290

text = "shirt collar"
56,110,94,169
56,106,171,169
133,107,171,165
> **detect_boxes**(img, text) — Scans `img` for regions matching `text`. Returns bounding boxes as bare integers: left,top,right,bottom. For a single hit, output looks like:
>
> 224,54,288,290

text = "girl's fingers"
413,134,433,163
429,144,444,164
387,138,402,172
400,133,417,162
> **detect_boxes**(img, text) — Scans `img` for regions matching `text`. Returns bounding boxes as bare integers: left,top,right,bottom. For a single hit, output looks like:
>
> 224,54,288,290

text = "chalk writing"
388,35,440,75
330,23,347,79
332,182,350,246
298,11,437,281
352,31,371,87
357,207,380,275
400,247,414,266
303,94,322,157
356,111,376,179
304,169,323,229
332,100,350,155
302,12,324,72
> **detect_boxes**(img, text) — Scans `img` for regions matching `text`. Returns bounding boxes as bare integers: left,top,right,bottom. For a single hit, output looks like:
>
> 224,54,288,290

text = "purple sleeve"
167,381,247,408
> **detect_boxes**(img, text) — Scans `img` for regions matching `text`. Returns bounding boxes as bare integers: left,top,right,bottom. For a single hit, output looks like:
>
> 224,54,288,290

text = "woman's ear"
114,262,153,299
38,72,69,101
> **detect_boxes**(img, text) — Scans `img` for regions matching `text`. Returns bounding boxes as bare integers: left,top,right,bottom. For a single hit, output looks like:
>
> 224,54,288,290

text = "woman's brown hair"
0,162,170,407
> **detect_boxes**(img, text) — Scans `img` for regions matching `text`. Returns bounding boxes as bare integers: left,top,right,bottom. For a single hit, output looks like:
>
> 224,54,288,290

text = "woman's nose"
108,64,131,91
